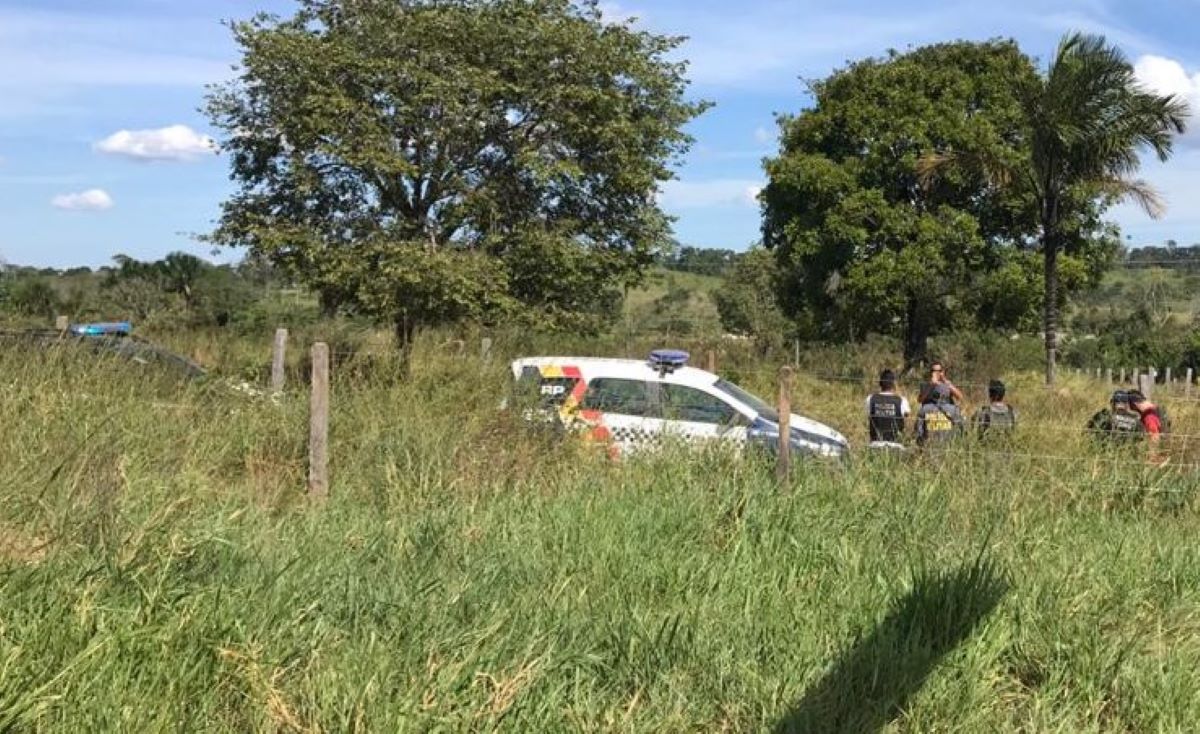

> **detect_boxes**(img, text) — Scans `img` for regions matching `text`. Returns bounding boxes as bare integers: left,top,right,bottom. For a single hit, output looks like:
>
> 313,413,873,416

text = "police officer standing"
866,369,911,449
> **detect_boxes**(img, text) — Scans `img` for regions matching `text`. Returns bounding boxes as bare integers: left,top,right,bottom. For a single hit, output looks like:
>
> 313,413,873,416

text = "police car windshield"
714,379,779,422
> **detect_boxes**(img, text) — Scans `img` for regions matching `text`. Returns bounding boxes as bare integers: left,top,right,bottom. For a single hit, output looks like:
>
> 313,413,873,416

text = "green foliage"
762,41,1045,363
355,241,516,343
206,0,707,338
7,278,59,319
714,247,791,348
922,33,1188,382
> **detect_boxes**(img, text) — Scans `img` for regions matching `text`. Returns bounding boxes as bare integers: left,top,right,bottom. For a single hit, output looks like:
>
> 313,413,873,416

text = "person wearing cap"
973,379,1016,438
865,368,911,450
916,381,965,446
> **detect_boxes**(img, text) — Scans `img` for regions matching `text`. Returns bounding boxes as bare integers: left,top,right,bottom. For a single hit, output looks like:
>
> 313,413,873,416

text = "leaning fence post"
777,366,793,485
309,342,330,500
271,328,288,393
1138,372,1153,400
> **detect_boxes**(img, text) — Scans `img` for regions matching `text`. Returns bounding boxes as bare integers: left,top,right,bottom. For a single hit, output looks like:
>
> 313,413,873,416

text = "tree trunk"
394,312,416,378
319,289,340,319
901,297,928,376
1043,239,1059,387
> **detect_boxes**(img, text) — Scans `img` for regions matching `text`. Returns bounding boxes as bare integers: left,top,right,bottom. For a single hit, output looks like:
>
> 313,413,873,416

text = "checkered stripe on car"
609,425,662,445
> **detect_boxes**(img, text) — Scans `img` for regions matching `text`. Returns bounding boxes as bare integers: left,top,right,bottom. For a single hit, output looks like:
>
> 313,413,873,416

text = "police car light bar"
648,349,689,374
70,321,132,337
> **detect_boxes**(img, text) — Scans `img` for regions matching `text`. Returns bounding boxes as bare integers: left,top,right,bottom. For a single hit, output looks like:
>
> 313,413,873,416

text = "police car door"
578,377,665,455
659,383,750,448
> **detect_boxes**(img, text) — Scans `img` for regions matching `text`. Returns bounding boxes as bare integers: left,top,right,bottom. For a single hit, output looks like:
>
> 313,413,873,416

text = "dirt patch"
0,524,49,565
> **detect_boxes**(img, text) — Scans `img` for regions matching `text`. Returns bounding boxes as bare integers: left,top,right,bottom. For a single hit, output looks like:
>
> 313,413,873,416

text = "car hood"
790,413,847,445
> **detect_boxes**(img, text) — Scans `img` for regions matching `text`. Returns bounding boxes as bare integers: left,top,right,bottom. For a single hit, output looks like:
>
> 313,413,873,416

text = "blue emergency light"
648,349,689,374
70,321,132,337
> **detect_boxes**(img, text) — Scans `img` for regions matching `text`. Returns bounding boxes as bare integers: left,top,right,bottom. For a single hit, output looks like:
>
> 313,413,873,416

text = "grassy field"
3,334,1200,731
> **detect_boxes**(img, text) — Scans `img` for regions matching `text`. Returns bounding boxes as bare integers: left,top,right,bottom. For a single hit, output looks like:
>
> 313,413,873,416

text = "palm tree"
921,33,1188,385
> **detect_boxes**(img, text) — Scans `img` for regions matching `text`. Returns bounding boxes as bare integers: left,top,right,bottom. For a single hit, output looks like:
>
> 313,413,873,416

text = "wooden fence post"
706,350,717,374
1165,367,1172,388
271,328,288,393
54,315,69,333
481,337,493,363
1138,372,1153,400
1105,368,1113,389
1187,368,1194,398
794,339,800,367
309,342,330,500
776,366,793,485
1120,368,1126,384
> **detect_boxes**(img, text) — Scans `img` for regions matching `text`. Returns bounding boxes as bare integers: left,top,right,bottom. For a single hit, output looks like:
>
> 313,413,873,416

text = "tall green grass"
1,338,1199,731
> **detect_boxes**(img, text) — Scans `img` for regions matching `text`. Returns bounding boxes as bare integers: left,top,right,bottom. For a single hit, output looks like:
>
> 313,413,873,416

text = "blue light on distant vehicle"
70,321,132,337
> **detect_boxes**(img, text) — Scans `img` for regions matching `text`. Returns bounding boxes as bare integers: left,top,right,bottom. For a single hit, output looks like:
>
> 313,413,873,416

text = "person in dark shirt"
865,369,911,449
1087,390,1168,463
973,379,1016,439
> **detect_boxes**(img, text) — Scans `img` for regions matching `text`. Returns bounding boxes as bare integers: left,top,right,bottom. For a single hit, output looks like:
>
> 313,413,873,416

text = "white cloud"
754,126,774,145
658,178,764,209
95,125,217,162
597,2,641,24
1134,55,1200,139
51,189,114,212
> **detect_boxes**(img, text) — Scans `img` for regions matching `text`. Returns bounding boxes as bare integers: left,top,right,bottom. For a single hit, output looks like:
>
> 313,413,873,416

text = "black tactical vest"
1110,407,1144,438
978,404,1015,434
868,393,905,442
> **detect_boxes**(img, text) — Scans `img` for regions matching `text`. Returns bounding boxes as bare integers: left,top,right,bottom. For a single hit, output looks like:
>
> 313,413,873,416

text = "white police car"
509,350,848,458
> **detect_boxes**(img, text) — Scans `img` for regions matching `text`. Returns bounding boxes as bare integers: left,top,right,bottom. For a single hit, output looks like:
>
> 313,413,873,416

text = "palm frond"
1093,176,1165,218
915,149,1017,190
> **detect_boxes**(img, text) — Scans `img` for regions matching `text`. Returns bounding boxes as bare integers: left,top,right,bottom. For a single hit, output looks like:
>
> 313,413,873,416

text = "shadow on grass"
776,558,1008,734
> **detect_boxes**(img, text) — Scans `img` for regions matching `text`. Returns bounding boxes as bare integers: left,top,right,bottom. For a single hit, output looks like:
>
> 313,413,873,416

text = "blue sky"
2,0,1200,267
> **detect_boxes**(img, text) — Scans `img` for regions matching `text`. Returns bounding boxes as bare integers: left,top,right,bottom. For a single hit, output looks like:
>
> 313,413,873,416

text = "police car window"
660,385,736,424
580,378,656,417
713,379,778,422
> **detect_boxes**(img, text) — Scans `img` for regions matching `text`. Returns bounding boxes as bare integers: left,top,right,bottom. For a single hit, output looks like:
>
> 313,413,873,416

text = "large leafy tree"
922,34,1188,384
206,0,706,342
761,40,1116,367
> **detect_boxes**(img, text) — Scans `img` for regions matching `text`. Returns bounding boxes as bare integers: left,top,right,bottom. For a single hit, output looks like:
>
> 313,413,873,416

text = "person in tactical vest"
1087,390,1166,445
916,383,965,447
974,379,1016,438
865,369,911,449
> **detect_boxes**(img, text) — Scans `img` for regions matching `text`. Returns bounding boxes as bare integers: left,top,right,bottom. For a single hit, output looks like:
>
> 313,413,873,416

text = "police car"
509,350,848,458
